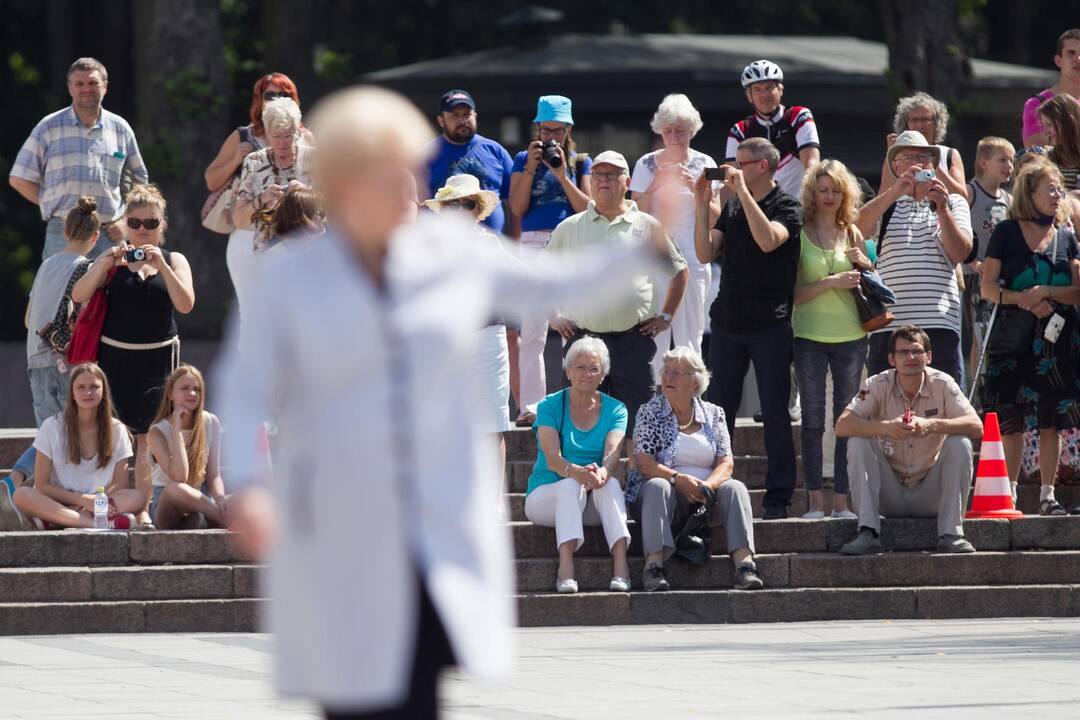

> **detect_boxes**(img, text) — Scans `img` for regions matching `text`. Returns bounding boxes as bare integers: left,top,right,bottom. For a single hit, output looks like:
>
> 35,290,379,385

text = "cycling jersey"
726,105,819,198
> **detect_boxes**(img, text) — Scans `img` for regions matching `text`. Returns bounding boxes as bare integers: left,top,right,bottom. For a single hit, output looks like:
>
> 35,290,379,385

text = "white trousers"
651,260,713,376
524,476,631,552
518,231,553,414
226,228,258,322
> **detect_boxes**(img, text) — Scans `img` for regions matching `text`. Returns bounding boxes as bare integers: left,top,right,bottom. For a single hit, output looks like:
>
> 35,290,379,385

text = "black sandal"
1040,499,1067,516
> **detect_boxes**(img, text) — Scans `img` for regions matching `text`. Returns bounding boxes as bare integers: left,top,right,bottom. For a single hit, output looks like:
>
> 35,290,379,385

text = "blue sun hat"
534,95,574,125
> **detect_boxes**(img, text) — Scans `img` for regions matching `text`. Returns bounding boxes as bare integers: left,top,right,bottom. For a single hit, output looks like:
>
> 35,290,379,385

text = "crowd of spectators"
4,30,1080,583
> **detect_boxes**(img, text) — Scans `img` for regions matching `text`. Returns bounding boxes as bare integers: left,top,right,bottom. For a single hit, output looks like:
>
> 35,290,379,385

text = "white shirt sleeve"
32,417,59,460
112,420,133,463
629,155,654,194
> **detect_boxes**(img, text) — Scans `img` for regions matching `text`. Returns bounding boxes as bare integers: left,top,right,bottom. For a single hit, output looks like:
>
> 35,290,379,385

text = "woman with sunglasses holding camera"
72,183,194,527
508,95,593,427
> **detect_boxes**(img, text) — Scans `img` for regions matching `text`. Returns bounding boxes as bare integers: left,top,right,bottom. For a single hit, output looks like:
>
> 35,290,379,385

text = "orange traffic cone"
255,422,274,475
966,412,1023,519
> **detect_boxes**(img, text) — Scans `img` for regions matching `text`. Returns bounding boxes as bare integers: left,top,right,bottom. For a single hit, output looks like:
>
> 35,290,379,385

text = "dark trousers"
707,322,797,511
324,580,455,720
867,328,962,385
565,324,656,437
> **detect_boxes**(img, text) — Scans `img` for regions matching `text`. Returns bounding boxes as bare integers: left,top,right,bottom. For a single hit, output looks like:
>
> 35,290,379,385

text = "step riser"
0,599,261,635
0,565,258,603
505,425,799,460
516,585,1080,626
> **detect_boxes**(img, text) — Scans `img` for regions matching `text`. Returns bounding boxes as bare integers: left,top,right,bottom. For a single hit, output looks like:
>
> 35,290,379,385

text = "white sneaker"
609,576,630,593
801,510,825,520
556,578,578,594
831,509,857,520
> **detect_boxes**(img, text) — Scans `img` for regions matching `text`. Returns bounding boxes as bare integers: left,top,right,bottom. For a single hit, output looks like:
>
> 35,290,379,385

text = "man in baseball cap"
425,88,514,233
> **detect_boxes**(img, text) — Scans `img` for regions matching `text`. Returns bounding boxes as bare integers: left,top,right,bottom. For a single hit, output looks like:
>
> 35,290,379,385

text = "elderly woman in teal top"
525,337,630,594
980,158,1080,516
793,160,871,519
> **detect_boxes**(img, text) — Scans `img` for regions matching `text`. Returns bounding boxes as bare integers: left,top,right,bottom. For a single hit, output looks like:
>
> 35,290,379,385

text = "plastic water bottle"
93,487,108,529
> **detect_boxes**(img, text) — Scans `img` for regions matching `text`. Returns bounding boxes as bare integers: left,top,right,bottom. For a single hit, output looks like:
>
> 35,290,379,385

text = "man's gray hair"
657,346,711,397
263,97,303,135
68,57,107,84
563,336,611,376
650,93,704,137
737,137,780,172
893,92,950,143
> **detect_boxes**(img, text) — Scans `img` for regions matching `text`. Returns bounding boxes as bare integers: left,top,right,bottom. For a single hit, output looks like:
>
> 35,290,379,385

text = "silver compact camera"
914,169,936,183
1045,313,1066,343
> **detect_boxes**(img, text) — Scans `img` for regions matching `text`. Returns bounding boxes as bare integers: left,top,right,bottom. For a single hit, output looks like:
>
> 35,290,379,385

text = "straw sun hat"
423,174,499,221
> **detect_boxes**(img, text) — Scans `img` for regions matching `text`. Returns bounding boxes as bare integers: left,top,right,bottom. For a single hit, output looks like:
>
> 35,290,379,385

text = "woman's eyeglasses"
263,91,291,102
538,126,567,138
445,199,478,210
126,218,161,230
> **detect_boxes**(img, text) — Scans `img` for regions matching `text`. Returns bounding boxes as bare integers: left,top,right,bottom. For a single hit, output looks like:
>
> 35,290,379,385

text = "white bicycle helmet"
740,60,784,88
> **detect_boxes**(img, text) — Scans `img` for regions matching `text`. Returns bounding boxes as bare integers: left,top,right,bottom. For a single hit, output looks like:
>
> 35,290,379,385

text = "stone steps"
0,599,261,635
514,584,1080,626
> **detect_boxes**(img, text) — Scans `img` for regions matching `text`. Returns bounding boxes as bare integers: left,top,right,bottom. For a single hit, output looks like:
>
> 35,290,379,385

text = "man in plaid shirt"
9,57,148,260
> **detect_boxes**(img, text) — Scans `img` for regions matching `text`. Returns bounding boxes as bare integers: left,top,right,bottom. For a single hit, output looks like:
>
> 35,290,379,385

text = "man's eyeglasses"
592,171,626,181
896,153,933,165
890,348,927,358
263,91,291,102
445,199,478,210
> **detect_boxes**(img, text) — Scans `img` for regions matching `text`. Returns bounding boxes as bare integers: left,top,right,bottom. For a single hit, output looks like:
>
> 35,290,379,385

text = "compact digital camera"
915,169,936,183
124,247,146,263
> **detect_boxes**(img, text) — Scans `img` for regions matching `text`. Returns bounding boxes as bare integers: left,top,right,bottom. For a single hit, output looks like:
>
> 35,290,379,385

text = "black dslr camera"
541,139,562,168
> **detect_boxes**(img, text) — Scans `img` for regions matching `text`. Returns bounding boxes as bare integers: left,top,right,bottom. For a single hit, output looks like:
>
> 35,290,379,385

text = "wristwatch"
668,471,678,485
658,312,673,323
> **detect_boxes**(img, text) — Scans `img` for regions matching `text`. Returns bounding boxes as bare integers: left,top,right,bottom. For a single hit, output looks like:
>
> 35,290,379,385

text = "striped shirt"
875,194,972,335
10,105,148,222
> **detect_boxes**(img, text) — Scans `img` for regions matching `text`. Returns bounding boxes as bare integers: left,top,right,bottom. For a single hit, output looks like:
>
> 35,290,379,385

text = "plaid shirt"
10,105,148,222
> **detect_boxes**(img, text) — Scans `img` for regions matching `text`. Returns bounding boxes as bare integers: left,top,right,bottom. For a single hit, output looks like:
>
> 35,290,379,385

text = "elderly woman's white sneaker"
609,576,631,593
801,510,825,520
830,509,857,520
556,578,579,594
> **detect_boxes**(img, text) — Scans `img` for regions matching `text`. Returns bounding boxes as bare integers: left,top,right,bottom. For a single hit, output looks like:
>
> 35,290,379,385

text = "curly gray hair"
892,92,950,144
563,336,611,376
650,93,704,137
263,97,302,136
656,346,711,397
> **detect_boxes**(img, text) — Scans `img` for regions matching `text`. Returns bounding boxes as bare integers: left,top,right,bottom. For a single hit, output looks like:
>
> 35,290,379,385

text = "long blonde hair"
63,363,117,469
800,159,862,230
151,365,208,487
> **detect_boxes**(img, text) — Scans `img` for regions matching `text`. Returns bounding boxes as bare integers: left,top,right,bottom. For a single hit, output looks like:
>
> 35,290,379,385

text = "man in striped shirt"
9,57,148,260
856,131,973,384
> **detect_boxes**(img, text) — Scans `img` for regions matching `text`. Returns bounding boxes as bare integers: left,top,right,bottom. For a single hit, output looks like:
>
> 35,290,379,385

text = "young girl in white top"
13,363,139,529
147,364,228,529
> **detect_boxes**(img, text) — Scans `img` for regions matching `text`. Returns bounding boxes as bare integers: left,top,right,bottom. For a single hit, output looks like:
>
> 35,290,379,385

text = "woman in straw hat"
219,86,674,719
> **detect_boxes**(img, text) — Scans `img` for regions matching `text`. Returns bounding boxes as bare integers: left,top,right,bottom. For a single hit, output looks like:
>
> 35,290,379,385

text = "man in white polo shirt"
548,150,688,439
856,130,973,384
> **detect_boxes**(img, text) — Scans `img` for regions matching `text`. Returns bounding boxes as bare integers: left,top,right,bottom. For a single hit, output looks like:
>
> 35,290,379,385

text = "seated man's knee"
941,435,973,456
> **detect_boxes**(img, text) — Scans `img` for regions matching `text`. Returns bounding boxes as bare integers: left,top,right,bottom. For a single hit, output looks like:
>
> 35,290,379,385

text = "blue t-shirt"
526,389,628,495
511,151,593,232
425,134,514,232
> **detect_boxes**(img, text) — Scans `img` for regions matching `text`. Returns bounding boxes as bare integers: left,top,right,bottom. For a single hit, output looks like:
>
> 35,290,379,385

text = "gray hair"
68,57,108,84
893,92,950,143
563,336,611,376
737,137,780,172
650,93,703,137
657,346,711,397
263,97,302,135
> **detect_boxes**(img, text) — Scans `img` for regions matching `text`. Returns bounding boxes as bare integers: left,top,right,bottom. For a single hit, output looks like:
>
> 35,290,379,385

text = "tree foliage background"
1,0,1077,341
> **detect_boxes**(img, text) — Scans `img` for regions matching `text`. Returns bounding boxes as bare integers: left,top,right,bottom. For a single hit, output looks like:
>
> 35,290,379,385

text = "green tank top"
792,230,866,343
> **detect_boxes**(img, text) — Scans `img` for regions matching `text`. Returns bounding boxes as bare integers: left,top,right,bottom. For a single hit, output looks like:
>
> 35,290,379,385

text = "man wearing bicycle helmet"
726,60,820,198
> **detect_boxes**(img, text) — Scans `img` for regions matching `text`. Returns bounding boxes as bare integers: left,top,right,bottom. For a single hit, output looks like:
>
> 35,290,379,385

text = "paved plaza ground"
1,618,1077,718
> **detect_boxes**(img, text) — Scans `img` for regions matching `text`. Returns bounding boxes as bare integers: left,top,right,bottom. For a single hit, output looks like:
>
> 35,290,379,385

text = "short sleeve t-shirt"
710,186,804,332
1022,90,1058,141
986,219,1080,291
148,412,223,488
629,149,717,255
33,415,133,494
26,252,88,369
526,389,627,495
425,134,514,232
511,151,593,232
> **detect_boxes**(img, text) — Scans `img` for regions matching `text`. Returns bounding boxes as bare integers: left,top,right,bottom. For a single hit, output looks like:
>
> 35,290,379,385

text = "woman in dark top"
980,158,1080,515
72,184,195,527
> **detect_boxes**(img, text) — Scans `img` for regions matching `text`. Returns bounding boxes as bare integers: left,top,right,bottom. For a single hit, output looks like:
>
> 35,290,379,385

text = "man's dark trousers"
708,320,796,514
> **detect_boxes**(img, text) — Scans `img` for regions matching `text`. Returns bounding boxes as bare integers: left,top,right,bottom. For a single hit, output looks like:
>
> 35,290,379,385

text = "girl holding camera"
508,95,593,426
72,183,195,527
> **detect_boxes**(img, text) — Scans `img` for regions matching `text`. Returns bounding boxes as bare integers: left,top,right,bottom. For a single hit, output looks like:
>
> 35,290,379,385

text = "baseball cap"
440,89,476,113
592,150,629,173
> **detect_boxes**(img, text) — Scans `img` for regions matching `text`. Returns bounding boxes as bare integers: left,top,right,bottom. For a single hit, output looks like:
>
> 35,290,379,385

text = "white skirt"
473,325,511,433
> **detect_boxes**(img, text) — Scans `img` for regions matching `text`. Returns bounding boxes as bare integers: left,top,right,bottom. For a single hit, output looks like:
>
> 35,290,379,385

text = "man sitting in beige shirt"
835,324,983,555
548,150,688,442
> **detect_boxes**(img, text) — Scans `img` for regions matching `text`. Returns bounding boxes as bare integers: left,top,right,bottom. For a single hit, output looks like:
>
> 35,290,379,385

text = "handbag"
67,267,117,365
37,258,91,355
853,272,896,332
201,126,255,235
672,485,717,565
986,227,1066,356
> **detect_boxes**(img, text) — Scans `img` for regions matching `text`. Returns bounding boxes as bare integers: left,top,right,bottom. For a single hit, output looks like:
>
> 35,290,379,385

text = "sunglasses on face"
445,199,478,210
126,217,161,230
263,91,291,102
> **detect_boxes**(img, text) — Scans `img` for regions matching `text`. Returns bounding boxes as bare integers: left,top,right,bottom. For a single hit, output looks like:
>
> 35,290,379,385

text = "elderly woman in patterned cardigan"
628,347,762,593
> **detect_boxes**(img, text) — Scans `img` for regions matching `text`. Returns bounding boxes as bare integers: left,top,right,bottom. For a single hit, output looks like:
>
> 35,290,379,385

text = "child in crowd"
147,365,229,529
963,137,1015,376
12,364,141,529
1,198,101,528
